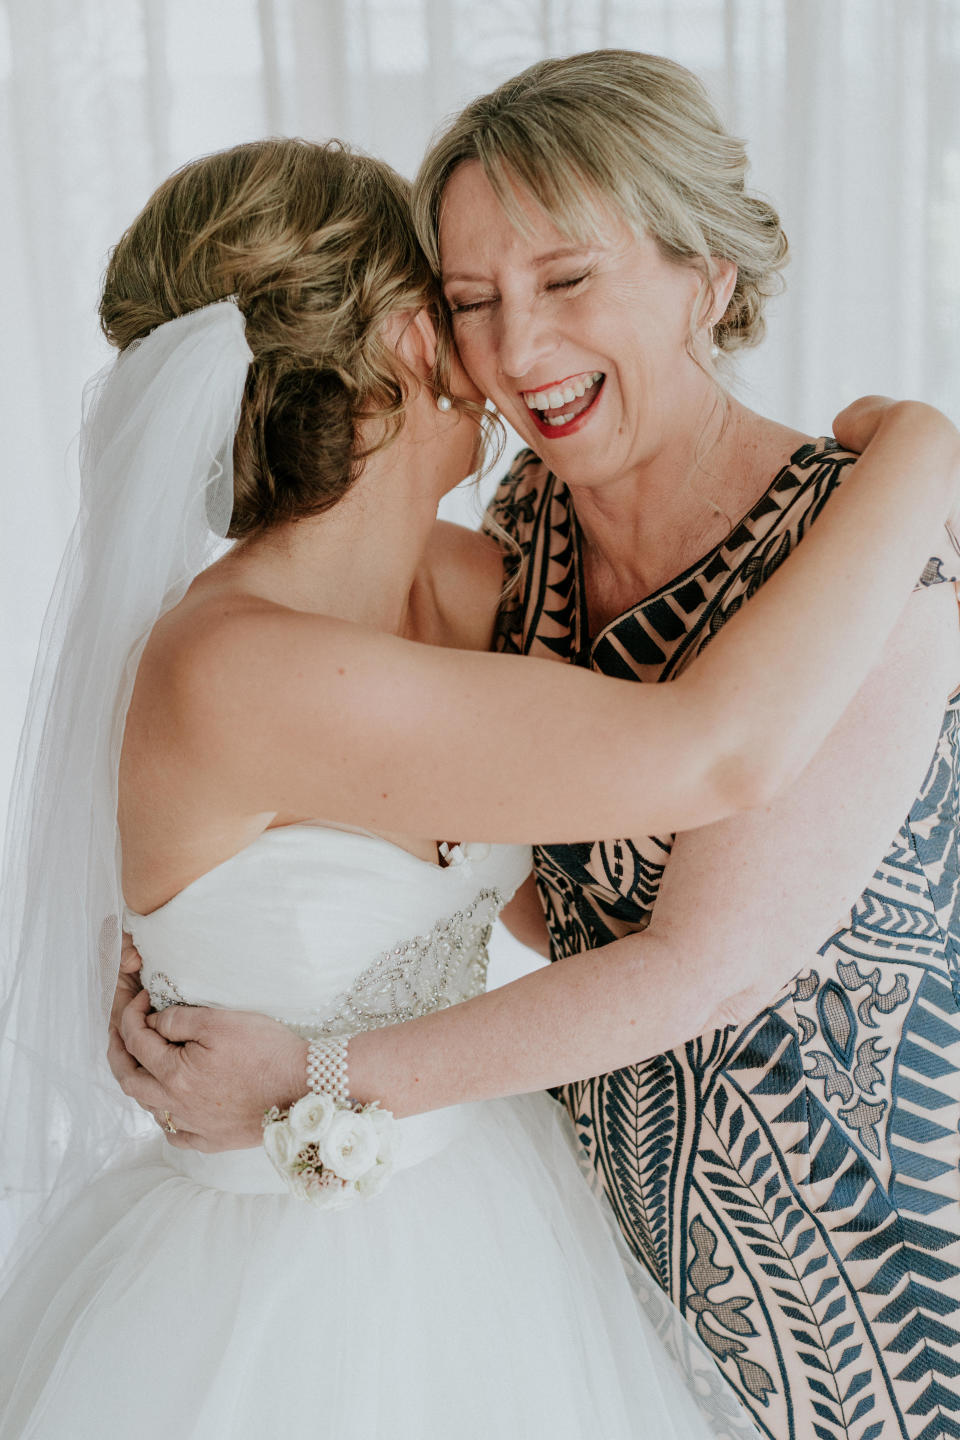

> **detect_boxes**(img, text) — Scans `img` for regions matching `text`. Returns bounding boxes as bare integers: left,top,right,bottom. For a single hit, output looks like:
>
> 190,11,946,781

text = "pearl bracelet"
306,1037,351,1105
262,1034,394,1208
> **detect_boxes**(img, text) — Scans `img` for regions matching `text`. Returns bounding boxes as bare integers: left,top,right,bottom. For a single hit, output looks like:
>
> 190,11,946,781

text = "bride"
0,136,956,1439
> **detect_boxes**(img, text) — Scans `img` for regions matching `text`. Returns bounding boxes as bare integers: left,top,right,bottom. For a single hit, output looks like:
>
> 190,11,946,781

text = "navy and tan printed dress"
486,438,960,1440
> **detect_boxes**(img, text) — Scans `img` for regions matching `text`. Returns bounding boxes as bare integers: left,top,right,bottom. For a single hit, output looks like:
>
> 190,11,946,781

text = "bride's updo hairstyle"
413,50,788,353
101,138,452,538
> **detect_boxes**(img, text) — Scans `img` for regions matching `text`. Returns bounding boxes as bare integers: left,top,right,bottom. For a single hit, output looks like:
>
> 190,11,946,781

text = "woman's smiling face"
439,161,725,492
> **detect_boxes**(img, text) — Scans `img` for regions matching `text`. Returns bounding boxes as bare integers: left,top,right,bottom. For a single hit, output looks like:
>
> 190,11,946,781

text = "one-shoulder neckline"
581,436,846,656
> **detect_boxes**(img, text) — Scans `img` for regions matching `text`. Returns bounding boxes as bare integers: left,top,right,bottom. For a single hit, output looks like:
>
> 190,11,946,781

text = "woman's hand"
111,989,309,1150
106,931,144,1082
831,394,897,453
106,934,308,1148
834,395,960,484
834,396,960,544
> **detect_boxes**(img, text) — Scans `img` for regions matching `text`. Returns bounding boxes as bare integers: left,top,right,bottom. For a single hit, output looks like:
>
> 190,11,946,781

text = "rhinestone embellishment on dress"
146,970,192,1010
142,887,504,1036
290,887,503,1039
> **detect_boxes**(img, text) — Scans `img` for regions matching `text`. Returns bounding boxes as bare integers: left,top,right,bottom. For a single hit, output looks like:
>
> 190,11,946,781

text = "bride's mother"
412,51,960,1440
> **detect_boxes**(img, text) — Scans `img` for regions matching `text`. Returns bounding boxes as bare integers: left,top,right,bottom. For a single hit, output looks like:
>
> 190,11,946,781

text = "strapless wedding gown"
0,826,753,1439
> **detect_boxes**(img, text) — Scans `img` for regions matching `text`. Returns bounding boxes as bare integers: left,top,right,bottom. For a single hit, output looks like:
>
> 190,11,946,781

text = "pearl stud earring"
436,394,453,412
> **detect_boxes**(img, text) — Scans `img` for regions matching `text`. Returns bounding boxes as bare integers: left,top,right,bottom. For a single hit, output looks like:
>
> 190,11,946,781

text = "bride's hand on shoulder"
112,991,308,1151
831,394,898,452
833,394,960,461
833,396,960,540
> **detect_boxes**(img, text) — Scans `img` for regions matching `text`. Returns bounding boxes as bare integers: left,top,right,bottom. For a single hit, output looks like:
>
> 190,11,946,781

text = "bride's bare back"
119,516,504,914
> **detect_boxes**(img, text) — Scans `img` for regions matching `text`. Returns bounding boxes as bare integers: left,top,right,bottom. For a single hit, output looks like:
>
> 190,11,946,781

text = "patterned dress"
486,437,960,1440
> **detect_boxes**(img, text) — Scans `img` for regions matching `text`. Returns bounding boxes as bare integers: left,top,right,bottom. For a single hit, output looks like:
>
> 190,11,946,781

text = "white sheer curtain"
2,0,959,843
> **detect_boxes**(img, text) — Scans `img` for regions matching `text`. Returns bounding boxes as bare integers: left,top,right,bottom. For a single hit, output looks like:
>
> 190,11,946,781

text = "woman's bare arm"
114,486,960,1146
334,582,960,1112
176,401,958,847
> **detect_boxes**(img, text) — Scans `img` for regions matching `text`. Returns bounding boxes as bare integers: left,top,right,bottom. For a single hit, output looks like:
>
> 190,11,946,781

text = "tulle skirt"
0,1092,755,1439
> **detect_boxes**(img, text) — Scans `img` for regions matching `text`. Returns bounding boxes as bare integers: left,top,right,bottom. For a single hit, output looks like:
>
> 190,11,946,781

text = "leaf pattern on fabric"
687,1217,772,1400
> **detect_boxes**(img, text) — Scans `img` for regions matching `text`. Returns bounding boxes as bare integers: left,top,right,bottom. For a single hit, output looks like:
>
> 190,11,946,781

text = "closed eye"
448,270,592,314
448,296,495,315
547,272,591,293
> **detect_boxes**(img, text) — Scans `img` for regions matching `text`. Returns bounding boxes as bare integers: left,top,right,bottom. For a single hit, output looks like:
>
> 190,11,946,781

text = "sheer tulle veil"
0,302,252,1276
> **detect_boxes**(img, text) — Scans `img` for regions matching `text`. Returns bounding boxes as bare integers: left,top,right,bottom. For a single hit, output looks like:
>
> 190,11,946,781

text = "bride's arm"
179,400,958,844
118,569,957,1142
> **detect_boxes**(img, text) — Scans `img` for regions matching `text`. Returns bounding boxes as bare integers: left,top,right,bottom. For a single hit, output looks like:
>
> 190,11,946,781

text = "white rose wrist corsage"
262,1038,395,1208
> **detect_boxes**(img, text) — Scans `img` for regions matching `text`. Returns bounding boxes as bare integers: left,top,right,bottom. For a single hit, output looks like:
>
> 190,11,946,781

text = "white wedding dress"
0,825,752,1439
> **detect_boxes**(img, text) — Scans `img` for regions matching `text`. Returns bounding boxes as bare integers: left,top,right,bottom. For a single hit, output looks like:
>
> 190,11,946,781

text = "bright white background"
2,0,959,981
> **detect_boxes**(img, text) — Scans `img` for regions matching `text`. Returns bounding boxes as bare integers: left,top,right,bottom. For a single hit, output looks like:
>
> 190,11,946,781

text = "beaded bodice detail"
285,887,502,1038
126,825,530,1041
142,886,504,1038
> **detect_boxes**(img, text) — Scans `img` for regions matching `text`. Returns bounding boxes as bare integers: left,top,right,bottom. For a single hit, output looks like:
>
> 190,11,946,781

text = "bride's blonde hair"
101,137,469,539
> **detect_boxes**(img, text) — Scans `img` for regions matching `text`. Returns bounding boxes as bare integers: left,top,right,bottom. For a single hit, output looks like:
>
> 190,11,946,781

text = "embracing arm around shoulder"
184,401,958,846
118,582,958,1139
342,581,959,1114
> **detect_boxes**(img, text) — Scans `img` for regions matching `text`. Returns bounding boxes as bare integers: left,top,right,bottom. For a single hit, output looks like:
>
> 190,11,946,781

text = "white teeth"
521,371,605,411
545,412,573,426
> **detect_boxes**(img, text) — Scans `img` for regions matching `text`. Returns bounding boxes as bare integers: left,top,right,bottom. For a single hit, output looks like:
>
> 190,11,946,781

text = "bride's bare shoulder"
134,585,348,712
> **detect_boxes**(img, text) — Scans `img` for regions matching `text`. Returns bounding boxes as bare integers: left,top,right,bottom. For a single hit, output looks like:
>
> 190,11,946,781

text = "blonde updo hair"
413,50,788,352
101,137,457,539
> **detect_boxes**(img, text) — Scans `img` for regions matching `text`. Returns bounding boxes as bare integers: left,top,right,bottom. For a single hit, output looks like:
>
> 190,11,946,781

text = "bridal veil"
0,301,252,1273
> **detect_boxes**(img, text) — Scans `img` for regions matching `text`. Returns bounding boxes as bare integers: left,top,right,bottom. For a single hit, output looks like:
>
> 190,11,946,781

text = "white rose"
319,1110,379,1181
368,1108,396,1165
263,1118,297,1172
288,1092,338,1146
355,1159,393,1198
